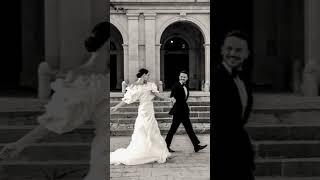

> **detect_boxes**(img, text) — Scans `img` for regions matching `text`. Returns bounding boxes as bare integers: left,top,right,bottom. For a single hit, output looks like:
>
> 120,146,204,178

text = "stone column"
302,0,320,96
58,0,91,72
160,47,165,89
204,43,210,92
116,51,122,89
122,43,129,83
139,14,146,69
188,49,195,89
145,12,156,82
156,44,162,90
127,13,140,83
44,0,60,71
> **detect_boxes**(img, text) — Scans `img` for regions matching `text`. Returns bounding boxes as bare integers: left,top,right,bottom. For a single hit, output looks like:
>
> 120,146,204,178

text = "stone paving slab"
110,135,210,180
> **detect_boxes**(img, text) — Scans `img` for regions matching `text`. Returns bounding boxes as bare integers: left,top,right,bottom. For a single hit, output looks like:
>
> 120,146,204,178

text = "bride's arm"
110,101,127,112
152,91,176,104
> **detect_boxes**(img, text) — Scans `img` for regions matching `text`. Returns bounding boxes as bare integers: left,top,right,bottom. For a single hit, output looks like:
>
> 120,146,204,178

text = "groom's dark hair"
224,30,250,50
179,70,189,77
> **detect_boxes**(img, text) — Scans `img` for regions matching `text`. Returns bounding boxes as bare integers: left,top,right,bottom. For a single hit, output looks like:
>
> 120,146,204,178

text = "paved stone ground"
110,135,210,180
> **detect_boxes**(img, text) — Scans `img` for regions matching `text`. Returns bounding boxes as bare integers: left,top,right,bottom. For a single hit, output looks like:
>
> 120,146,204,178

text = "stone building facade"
109,0,210,92
3,0,320,97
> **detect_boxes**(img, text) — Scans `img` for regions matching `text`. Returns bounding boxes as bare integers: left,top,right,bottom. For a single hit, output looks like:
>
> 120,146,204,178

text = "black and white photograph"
1,0,320,179
109,0,210,179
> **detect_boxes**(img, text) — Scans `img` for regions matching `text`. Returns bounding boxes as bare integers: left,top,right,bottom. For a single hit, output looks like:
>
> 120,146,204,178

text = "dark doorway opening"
163,37,189,90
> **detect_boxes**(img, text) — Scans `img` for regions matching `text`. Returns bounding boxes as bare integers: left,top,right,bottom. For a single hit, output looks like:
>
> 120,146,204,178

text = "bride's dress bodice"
122,82,158,118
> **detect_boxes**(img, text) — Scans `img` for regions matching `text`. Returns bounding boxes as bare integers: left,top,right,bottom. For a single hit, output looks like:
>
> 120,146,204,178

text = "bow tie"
231,69,241,78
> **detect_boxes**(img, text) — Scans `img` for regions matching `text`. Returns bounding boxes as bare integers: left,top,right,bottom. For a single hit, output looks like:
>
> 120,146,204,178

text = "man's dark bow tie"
231,69,241,78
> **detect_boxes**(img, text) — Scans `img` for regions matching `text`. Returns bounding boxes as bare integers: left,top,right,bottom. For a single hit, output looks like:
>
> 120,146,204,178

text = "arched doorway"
110,23,124,92
160,22,205,91
163,37,189,90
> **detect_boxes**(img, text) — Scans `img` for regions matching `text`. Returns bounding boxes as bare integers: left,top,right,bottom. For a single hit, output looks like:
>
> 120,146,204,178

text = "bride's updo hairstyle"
136,68,149,78
84,21,110,52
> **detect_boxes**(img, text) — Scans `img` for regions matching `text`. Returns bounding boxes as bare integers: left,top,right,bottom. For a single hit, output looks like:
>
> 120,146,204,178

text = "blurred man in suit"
212,31,255,180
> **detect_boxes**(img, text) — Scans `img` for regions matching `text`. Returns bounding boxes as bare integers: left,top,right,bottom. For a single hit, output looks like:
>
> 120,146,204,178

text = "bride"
110,68,175,165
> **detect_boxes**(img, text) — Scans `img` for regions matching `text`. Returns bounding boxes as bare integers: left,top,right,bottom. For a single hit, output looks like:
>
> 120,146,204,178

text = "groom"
165,70,207,153
212,30,255,179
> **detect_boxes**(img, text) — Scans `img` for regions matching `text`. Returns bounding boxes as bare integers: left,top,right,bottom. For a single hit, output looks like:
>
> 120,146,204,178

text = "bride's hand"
169,97,176,105
110,107,118,113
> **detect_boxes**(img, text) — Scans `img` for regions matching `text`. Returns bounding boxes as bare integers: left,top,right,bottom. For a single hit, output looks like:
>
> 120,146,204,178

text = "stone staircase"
110,91,210,136
1,94,320,179
249,94,320,179
0,98,92,180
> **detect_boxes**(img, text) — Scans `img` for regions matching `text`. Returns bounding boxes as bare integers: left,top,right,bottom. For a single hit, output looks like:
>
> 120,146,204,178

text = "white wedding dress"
110,82,171,165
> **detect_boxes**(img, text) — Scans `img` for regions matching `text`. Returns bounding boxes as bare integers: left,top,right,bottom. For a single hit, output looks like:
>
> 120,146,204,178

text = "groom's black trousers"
165,114,200,147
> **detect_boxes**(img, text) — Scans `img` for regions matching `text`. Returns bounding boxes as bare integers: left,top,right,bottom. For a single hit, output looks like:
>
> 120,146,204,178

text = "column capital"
127,13,139,20
144,12,156,18
203,43,210,47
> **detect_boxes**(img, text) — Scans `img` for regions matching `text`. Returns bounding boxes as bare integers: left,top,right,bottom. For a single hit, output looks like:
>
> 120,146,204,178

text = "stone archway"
110,23,124,91
160,21,205,91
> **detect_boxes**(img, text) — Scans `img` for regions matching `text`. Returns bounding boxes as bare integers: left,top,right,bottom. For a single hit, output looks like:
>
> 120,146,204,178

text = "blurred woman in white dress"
0,21,109,180
110,68,175,165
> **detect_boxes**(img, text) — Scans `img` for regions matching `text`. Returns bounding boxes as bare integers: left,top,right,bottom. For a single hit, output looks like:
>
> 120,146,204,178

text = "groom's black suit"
165,82,200,148
212,63,255,179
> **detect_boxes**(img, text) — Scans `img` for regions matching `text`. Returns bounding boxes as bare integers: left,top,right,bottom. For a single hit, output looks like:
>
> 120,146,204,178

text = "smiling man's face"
221,36,249,69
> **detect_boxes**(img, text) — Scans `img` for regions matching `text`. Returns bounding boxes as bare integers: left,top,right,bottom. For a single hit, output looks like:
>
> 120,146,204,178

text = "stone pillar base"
38,62,57,100
203,81,210,92
122,81,128,93
302,73,319,96
158,81,163,92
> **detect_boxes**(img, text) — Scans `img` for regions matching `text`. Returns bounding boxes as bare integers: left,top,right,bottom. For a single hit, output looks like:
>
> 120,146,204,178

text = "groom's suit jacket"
212,63,255,172
168,82,190,116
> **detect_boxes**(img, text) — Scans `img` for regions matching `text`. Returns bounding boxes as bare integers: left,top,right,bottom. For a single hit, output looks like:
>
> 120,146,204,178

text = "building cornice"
110,1,209,7
111,9,210,15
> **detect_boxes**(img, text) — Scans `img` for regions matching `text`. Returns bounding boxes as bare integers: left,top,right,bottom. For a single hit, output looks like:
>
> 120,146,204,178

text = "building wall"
110,0,210,91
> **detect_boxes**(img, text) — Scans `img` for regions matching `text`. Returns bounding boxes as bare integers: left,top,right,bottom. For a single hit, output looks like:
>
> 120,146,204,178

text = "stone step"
110,101,210,107
255,158,320,177
0,140,319,161
0,143,91,161
1,158,320,178
254,140,320,159
110,111,210,119
110,91,210,101
0,126,95,143
4,123,320,142
110,122,210,136
3,110,320,127
0,160,89,179
111,117,210,124
112,106,210,112
246,124,320,141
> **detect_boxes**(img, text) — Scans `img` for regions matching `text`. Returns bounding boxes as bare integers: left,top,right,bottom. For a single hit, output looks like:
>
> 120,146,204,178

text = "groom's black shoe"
194,144,207,152
168,147,175,153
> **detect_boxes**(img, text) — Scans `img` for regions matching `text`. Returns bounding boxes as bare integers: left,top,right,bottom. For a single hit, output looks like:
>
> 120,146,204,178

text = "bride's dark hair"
84,21,110,52
136,68,149,78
